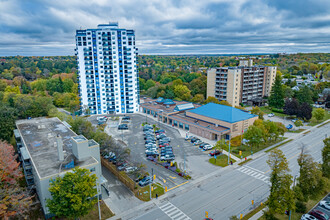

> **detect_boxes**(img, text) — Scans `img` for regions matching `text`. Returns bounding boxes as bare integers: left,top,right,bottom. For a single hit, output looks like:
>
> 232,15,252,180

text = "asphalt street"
114,121,330,220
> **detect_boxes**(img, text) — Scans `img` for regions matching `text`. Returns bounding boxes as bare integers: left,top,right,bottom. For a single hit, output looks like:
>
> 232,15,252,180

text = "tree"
322,137,330,178
173,85,191,101
204,96,220,104
297,103,312,120
251,106,264,120
190,94,203,103
144,79,156,90
267,149,295,216
243,125,264,148
220,100,231,106
297,148,325,200
268,74,285,109
294,120,303,128
283,98,299,116
0,141,32,219
313,108,325,121
46,168,98,219
296,85,313,104
0,104,18,141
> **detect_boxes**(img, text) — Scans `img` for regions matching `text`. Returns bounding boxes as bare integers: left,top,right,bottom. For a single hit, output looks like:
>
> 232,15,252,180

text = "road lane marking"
158,202,191,220
169,176,177,179
167,181,189,191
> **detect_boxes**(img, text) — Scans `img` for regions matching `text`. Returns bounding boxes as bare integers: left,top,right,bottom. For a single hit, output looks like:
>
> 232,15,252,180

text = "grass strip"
317,120,330,128
209,154,236,167
241,203,266,220
238,158,253,166
265,139,293,153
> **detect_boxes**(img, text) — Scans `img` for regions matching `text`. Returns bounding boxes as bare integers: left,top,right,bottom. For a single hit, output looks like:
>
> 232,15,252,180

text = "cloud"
0,0,329,56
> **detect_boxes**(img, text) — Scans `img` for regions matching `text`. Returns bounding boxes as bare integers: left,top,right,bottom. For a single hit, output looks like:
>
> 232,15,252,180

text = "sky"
0,0,330,56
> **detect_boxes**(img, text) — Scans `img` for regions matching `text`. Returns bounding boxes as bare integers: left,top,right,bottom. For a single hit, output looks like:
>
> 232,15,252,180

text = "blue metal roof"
188,103,257,123
163,99,175,105
156,97,164,103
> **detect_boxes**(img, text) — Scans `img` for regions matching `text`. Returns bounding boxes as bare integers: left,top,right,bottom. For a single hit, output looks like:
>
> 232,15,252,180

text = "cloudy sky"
1,0,330,56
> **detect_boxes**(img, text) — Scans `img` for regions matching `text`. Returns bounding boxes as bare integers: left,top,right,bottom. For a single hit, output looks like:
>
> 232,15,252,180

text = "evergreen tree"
268,74,285,109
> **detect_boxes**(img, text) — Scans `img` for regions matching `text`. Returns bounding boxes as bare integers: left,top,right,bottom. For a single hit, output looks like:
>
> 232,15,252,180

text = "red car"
209,150,222,156
159,143,169,148
309,209,329,220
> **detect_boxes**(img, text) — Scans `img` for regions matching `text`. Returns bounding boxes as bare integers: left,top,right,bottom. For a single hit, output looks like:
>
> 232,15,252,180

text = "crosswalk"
158,202,191,220
237,166,271,185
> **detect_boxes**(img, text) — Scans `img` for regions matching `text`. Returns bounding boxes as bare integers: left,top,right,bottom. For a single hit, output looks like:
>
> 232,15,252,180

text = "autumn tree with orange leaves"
0,141,33,219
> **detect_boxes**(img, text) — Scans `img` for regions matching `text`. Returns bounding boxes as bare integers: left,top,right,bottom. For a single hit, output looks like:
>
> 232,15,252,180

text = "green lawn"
308,109,330,126
81,200,115,220
209,154,236,167
259,106,288,118
220,137,287,159
136,182,165,201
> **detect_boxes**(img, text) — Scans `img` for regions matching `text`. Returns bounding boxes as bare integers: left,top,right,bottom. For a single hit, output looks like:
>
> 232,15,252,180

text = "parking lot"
105,114,218,191
302,193,330,219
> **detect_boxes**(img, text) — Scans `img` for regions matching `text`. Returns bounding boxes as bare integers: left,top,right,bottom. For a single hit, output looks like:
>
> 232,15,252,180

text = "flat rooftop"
140,97,200,114
16,117,97,179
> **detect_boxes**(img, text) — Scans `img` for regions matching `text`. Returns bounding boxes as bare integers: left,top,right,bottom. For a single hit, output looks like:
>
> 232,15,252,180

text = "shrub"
175,168,181,173
295,200,306,213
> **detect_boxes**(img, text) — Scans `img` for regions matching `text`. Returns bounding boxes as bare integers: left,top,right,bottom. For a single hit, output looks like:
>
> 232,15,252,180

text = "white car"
145,149,158,154
268,113,275,117
301,214,317,220
125,166,137,173
203,144,213,151
319,200,330,211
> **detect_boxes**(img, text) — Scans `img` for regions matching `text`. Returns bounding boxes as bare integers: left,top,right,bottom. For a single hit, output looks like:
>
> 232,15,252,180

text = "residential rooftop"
188,103,257,123
16,117,98,179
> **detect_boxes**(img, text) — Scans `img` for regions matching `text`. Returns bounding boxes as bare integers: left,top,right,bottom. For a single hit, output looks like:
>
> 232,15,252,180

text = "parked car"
268,113,275,117
203,144,213,151
159,137,171,142
160,154,175,161
159,143,170,148
199,143,208,149
191,138,200,143
155,129,165,134
286,124,293,130
194,140,203,145
146,151,159,157
135,175,146,183
125,166,137,173
122,116,130,120
291,119,297,123
117,163,128,171
309,209,329,220
139,176,152,187
301,214,317,220
157,134,167,139
209,149,222,156
159,140,170,145
118,124,128,130
319,200,330,211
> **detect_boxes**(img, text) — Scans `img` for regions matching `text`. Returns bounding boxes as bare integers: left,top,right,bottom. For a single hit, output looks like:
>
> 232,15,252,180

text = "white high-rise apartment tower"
75,22,139,115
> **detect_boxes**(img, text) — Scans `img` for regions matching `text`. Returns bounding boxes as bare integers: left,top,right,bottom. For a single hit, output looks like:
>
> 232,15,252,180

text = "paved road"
110,121,329,220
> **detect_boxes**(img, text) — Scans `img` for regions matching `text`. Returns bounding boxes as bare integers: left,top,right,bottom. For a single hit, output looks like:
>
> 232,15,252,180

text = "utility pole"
149,168,153,200
289,175,298,220
184,152,186,173
228,135,231,165
97,182,101,220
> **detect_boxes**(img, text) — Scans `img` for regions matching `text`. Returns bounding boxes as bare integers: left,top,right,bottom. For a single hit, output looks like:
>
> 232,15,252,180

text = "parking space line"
167,178,177,185
169,176,177,179
167,181,189,191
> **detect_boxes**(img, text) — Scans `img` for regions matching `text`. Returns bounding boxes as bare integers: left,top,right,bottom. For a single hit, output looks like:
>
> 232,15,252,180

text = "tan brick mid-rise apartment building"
140,97,258,141
207,60,277,107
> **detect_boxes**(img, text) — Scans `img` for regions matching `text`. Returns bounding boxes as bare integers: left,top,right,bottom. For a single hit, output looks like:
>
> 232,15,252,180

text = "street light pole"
228,135,231,165
289,175,298,220
149,168,153,200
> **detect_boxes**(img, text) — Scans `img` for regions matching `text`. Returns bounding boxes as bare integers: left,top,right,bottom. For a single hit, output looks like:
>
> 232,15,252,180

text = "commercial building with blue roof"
140,97,258,141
